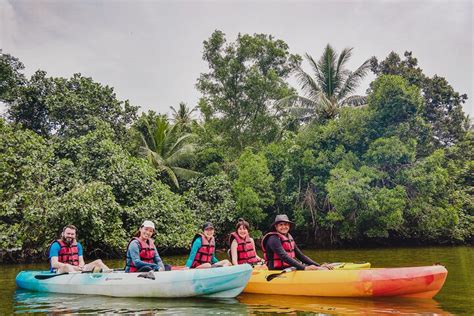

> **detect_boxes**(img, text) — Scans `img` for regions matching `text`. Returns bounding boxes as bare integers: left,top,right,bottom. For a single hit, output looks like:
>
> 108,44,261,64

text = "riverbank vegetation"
1,31,472,262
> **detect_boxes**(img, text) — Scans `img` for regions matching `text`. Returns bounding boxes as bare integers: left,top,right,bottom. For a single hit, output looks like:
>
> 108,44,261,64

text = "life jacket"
229,232,259,265
126,237,156,272
52,239,80,266
191,234,215,268
262,232,296,269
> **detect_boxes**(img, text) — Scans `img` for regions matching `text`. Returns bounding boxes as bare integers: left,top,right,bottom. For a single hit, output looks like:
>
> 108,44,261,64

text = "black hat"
270,214,294,228
202,222,214,230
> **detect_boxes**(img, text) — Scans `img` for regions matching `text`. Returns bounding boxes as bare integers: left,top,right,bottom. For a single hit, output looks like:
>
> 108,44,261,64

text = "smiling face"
275,222,290,235
62,227,76,244
237,225,249,239
139,226,154,240
203,227,214,239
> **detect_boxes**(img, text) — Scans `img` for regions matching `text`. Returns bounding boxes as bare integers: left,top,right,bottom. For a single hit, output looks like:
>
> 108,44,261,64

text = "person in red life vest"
125,220,167,273
229,218,264,266
262,215,333,270
49,224,111,273
185,222,231,269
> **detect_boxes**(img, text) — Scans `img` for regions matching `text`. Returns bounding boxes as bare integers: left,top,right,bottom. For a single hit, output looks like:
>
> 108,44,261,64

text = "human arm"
230,240,239,265
50,257,82,271
129,240,161,270
185,238,202,268
294,245,320,266
153,245,165,271
250,238,263,262
267,236,306,270
77,242,85,268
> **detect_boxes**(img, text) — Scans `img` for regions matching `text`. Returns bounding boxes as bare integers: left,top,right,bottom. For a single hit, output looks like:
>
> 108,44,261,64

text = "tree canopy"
0,33,472,262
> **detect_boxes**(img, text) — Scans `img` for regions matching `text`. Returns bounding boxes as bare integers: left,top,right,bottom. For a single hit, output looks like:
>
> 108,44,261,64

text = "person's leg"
218,259,232,267
211,259,232,268
253,264,267,270
196,263,212,269
57,265,77,273
83,259,111,272
137,266,153,272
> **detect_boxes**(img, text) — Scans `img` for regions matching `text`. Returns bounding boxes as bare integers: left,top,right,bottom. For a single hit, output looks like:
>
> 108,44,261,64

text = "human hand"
304,265,319,270
321,263,334,270
73,265,83,272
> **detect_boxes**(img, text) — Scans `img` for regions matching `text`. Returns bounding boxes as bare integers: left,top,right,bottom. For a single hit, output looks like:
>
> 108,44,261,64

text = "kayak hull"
244,265,447,298
16,264,252,298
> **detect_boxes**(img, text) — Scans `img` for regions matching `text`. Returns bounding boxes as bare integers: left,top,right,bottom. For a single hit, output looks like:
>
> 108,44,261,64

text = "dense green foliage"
196,30,301,153
0,35,472,262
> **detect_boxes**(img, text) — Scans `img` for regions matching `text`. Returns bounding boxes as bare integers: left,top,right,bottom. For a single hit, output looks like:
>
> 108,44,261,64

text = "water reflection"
14,290,247,315
14,289,452,315
238,293,451,315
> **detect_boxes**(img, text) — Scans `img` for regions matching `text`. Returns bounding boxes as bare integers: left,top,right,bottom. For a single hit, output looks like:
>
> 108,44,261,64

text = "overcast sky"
1,0,473,117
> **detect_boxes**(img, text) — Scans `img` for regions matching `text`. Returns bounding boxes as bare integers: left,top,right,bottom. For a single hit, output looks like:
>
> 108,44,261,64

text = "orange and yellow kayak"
244,265,447,298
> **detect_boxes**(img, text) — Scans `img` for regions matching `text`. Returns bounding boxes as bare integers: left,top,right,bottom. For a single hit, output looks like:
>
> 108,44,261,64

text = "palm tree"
170,102,197,127
277,44,371,123
140,114,200,188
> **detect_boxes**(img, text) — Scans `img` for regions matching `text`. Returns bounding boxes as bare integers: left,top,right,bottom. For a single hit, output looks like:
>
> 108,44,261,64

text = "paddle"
35,270,93,280
34,268,122,280
266,267,297,281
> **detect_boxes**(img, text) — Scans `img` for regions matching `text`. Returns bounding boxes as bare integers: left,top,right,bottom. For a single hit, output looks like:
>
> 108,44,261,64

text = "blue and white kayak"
16,264,252,298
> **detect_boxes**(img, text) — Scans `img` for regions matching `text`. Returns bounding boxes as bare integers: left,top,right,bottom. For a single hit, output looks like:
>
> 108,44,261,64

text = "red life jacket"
229,232,259,264
191,234,215,268
262,232,296,269
54,239,80,266
126,237,157,272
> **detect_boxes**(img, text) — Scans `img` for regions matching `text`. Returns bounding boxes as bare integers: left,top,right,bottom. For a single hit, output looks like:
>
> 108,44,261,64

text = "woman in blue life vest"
262,215,333,270
125,220,167,272
49,224,110,273
229,218,264,266
185,222,231,269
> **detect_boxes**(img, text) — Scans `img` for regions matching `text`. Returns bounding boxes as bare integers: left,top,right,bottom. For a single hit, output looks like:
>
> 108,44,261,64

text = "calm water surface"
1,246,472,315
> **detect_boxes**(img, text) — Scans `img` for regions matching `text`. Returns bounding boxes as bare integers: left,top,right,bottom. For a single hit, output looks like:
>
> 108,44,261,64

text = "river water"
1,246,472,315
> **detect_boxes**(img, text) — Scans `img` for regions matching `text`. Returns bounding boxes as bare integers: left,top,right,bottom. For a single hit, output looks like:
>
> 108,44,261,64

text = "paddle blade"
266,267,296,281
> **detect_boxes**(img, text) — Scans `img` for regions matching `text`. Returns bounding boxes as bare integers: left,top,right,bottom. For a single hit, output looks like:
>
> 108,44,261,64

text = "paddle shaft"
35,270,93,280
34,269,123,280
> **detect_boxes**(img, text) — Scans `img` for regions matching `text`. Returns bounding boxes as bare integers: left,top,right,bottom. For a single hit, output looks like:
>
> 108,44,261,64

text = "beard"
62,236,74,245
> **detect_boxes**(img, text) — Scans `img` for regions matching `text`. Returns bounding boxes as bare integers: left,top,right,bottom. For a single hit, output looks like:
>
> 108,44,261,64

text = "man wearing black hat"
261,215,330,270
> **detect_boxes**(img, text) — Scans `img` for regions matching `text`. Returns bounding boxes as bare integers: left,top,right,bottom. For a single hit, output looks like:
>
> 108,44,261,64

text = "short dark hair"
62,224,77,232
235,218,250,230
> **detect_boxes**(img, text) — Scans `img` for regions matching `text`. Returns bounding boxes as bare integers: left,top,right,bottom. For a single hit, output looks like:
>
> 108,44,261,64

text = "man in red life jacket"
262,215,332,270
49,224,110,273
